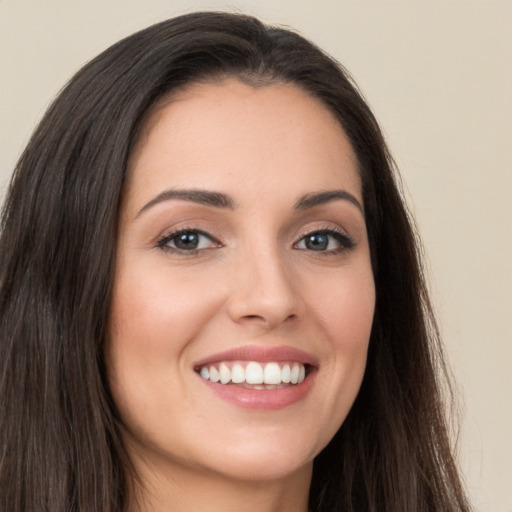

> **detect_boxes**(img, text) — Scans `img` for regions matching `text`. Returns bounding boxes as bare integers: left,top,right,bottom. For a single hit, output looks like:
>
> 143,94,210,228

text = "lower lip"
198,371,316,410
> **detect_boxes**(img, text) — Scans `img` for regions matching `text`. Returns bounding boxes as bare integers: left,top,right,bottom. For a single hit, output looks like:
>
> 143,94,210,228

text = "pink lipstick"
193,345,318,410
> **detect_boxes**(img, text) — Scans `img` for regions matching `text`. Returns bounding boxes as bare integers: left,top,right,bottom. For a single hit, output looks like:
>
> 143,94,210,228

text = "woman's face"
107,79,375,484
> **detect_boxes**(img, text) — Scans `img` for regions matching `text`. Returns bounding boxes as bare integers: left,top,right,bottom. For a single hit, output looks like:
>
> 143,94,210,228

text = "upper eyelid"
155,228,221,253
294,225,348,240
157,226,220,243
160,225,347,240
154,222,354,248
294,226,355,250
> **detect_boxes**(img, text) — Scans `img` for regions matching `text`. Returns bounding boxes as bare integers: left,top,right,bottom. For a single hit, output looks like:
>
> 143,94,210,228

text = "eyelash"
156,228,220,255
155,227,355,255
294,227,355,254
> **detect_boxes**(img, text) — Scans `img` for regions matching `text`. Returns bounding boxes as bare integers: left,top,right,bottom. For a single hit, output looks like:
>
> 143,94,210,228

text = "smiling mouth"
195,361,309,388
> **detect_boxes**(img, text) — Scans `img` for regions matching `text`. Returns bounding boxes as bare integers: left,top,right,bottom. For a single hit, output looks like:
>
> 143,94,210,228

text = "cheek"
108,261,225,359
105,261,229,437
308,264,375,347
303,264,375,408
105,261,227,418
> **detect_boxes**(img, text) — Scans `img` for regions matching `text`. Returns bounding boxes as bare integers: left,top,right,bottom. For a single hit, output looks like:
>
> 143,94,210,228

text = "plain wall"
1,1,511,510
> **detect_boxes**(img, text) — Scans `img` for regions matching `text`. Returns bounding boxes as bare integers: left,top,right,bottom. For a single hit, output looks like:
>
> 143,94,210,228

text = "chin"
201,450,314,483
189,424,330,483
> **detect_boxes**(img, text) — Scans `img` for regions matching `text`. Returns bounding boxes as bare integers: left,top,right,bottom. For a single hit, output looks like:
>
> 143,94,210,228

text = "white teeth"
198,361,308,386
219,363,231,384
281,364,291,383
245,362,264,384
231,364,245,383
290,363,300,384
209,366,220,383
263,362,281,385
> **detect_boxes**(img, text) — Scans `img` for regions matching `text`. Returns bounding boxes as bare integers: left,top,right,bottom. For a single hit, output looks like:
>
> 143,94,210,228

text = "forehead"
125,79,361,211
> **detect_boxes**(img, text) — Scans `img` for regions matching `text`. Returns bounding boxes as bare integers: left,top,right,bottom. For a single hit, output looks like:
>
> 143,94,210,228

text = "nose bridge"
227,236,300,328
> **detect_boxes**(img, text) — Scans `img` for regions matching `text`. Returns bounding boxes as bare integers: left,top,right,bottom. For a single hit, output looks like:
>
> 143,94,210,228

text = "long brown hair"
0,11,472,511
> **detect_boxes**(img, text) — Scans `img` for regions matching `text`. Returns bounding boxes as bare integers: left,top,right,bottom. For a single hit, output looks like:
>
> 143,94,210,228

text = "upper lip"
193,345,319,368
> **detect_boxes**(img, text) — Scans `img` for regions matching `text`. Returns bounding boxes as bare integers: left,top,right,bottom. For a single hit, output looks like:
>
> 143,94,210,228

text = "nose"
226,245,302,330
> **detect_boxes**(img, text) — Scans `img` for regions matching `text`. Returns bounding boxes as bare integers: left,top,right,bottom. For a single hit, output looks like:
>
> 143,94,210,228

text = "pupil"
175,232,198,249
306,234,328,251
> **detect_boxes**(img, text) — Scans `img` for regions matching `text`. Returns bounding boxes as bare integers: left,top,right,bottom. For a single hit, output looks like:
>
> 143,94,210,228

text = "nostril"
240,313,297,325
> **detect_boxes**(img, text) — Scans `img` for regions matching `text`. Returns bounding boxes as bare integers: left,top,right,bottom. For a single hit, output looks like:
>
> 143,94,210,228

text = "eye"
157,229,219,253
295,229,354,253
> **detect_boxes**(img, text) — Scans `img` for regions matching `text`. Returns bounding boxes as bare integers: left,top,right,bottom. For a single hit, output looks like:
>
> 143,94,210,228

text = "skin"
107,79,375,512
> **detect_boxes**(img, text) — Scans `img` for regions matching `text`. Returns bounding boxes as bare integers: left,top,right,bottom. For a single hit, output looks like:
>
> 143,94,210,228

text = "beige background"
1,1,511,510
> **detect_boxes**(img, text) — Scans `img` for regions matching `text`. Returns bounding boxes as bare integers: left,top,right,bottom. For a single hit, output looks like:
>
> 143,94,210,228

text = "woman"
0,11,472,512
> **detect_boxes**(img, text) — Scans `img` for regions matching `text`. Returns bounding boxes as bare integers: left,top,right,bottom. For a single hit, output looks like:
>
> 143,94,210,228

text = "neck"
126,454,312,512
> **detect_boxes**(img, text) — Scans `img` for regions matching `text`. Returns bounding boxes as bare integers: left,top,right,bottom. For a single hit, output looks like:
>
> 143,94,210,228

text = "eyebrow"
136,188,236,217
294,190,364,213
136,187,363,218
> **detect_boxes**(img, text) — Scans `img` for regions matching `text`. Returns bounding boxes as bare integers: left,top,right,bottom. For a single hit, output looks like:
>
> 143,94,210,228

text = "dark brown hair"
0,11,471,512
